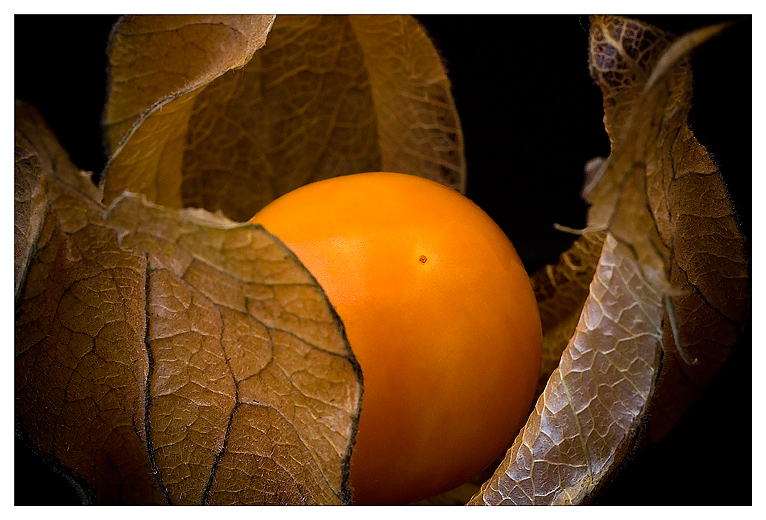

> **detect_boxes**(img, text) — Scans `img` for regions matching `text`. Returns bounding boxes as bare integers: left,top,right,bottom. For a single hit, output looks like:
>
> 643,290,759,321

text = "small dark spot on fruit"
419,255,428,264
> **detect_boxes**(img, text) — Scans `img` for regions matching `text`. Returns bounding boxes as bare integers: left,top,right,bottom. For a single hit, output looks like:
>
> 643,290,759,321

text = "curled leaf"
469,15,747,505
583,17,736,290
102,15,276,209
469,235,665,504
104,15,276,152
531,231,606,396
102,15,465,222
587,15,748,442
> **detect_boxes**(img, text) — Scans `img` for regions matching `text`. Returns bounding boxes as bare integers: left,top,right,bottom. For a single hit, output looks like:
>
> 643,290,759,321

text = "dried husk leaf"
469,15,747,505
469,235,665,504
586,15,748,443
105,194,362,505
531,231,606,396
343,16,465,188
14,131,48,302
104,15,276,152
102,14,465,222
15,100,102,202
102,15,276,209
16,106,362,505
15,119,162,504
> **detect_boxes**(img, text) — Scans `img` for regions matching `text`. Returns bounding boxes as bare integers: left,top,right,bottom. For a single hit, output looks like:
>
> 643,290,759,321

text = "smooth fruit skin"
250,172,542,505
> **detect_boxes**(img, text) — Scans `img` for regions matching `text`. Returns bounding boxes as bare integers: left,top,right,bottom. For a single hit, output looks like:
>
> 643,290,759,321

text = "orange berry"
251,172,542,504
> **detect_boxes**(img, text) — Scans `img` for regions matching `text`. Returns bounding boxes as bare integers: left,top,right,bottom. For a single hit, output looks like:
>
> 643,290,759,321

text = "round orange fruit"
250,172,542,504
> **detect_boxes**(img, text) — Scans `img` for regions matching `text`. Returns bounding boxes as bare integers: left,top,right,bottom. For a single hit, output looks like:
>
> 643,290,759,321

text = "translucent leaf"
101,15,465,222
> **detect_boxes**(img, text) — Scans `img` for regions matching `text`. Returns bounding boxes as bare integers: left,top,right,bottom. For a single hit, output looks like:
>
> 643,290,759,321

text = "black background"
15,14,752,505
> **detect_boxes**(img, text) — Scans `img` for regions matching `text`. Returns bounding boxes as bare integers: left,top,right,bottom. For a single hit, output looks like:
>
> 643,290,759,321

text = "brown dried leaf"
469,16,747,505
104,15,276,152
102,14,465,222
15,100,106,303
531,231,606,396
14,131,48,302
15,124,161,504
582,17,736,288
586,15,748,443
469,235,665,504
15,100,102,201
101,15,276,209
15,108,362,504
105,193,362,505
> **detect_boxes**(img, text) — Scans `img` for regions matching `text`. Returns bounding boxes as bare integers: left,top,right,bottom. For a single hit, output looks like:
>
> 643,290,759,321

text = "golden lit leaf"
102,15,276,209
341,16,465,189
102,15,465,222
104,15,276,152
